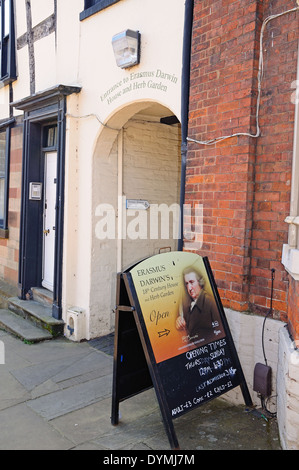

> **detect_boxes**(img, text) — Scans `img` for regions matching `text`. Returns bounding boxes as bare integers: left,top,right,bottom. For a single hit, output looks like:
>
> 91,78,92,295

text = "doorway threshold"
31,287,53,308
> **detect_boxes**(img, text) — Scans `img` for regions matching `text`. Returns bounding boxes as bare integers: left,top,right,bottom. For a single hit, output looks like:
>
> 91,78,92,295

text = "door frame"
42,149,58,292
13,85,81,319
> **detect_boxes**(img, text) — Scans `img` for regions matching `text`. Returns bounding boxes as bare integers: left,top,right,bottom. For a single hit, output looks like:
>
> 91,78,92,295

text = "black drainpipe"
178,0,194,251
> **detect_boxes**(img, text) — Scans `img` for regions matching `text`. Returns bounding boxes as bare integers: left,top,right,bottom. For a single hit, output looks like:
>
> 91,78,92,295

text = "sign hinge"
114,305,135,312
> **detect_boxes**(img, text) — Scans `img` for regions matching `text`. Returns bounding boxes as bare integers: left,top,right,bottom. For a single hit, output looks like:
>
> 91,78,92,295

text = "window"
0,126,10,231
43,124,58,149
0,0,16,83
80,0,121,21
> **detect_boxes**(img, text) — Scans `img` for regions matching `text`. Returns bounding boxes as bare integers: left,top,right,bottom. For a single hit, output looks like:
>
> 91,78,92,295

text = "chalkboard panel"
157,337,240,419
111,252,252,449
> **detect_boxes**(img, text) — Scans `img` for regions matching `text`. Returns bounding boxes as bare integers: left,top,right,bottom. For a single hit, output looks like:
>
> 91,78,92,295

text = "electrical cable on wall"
261,268,275,367
260,268,277,418
187,6,299,146
66,112,121,132
66,112,165,131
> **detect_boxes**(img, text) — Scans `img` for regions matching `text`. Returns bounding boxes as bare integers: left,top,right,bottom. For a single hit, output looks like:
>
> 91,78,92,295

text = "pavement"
0,329,282,452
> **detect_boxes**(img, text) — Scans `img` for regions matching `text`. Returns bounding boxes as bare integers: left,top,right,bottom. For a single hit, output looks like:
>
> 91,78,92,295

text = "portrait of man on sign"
176,266,225,346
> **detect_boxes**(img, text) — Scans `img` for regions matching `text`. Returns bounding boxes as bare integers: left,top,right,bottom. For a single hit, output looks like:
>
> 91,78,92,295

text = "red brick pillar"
186,0,298,325
187,0,263,311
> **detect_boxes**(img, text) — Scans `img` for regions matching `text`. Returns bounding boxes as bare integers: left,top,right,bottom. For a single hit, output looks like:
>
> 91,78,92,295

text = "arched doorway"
90,102,182,338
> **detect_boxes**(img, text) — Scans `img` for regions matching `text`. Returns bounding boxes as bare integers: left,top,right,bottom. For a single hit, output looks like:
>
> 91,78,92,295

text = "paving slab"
0,333,87,365
0,330,282,451
92,411,167,450
0,367,31,411
11,355,92,391
9,348,110,393
27,373,113,420
0,403,73,450
30,379,61,399
51,397,113,446
52,350,112,384
50,389,158,447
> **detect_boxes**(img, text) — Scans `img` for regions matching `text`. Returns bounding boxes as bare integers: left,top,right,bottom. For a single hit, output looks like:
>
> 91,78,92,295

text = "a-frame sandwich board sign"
111,252,252,450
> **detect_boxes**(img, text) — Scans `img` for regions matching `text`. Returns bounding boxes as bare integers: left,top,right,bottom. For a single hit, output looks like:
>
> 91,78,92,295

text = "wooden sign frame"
111,253,252,450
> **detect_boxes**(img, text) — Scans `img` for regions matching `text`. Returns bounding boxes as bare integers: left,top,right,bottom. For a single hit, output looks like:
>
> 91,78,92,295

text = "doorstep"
0,309,53,342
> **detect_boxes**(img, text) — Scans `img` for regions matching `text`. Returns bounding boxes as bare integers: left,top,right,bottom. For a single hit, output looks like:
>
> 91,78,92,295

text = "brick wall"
251,0,298,321
0,121,23,285
187,0,298,327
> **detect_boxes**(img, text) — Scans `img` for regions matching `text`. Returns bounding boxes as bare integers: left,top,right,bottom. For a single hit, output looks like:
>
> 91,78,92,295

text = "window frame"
282,47,299,280
42,123,58,150
0,0,16,84
0,125,11,235
80,0,121,21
